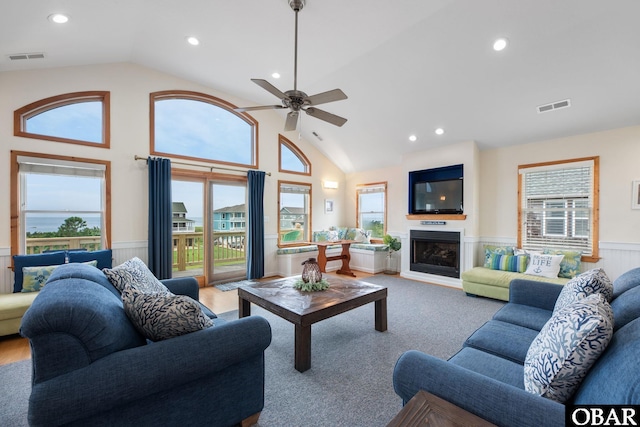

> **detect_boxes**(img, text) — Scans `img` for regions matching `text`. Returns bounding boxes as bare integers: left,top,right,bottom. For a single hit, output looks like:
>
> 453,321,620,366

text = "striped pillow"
488,254,529,273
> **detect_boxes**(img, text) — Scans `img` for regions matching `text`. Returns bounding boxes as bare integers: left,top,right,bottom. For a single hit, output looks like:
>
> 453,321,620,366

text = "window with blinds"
518,157,599,258
14,154,109,254
278,181,311,245
356,182,387,238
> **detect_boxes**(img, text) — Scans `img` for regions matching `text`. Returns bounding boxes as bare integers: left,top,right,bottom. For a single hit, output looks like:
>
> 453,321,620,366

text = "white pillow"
524,253,564,279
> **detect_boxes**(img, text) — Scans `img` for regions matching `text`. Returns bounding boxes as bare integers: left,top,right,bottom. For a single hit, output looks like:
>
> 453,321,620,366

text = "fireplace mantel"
406,214,467,221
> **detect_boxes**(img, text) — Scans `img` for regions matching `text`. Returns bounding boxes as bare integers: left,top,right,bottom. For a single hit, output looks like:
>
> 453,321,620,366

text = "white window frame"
356,182,387,239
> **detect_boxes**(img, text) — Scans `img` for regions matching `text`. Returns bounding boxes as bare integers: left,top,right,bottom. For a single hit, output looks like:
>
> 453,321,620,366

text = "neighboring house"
213,204,246,231
279,207,306,230
172,202,195,232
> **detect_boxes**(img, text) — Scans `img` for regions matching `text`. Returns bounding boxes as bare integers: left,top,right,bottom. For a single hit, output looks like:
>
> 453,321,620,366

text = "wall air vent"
8,52,45,61
537,99,571,114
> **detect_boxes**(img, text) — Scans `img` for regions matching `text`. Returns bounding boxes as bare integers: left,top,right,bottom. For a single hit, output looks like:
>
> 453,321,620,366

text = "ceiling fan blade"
251,79,288,100
305,88,348,106
284,111,299,131
304,107,347,127
234,105,286,112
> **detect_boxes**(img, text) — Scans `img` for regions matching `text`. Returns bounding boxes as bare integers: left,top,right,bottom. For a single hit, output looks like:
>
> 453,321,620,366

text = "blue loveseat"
393,267,640,427
20,263,272,427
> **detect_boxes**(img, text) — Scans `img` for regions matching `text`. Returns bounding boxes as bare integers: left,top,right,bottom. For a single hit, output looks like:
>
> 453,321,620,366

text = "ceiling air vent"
537,99,571,114
8,52,46,61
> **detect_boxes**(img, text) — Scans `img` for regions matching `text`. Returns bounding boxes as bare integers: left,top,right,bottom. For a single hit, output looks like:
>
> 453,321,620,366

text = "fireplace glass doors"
410,230,460,278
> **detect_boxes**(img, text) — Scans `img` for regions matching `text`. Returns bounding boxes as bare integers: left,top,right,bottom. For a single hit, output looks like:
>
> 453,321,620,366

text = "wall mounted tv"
408,164,463,215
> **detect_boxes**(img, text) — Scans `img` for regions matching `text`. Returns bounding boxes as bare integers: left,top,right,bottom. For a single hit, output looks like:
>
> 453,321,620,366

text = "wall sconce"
323,180,338,189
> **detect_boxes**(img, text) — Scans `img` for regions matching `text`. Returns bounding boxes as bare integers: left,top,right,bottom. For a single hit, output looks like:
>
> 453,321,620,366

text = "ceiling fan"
234,0,347,131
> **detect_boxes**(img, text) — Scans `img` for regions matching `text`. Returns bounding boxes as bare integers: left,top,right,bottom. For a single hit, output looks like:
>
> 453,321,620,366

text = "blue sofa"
393,268,640,427
20,263,272,427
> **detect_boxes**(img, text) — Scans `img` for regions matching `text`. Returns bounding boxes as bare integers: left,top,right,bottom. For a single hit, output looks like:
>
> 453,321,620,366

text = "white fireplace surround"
401,227,466,289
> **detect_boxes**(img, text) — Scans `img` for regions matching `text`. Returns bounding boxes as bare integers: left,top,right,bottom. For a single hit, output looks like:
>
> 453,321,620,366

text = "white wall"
0,62,346,292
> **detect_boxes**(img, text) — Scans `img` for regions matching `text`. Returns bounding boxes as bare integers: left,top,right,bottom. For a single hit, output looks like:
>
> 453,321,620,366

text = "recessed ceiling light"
48,13,69,24
186,36,200,46
493,38,508,51
409,135,417,142
435,128,445,135
272,72,281,79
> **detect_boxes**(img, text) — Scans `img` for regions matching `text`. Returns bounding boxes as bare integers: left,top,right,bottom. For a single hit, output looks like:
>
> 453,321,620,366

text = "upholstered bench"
462,267,569,302
0,292,40,336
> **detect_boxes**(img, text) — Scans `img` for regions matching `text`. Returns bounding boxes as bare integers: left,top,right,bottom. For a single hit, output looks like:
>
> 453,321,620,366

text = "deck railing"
172,231,245,272
25,236,102,254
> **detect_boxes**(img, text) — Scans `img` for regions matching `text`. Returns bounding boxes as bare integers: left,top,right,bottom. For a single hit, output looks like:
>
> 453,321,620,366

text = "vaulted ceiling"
2,0,639,173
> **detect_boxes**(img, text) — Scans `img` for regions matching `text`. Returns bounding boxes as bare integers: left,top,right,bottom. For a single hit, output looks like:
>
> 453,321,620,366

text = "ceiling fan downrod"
289,0,305,91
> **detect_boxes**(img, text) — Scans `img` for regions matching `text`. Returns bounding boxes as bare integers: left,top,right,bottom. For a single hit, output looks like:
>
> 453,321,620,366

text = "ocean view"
26,215,102,233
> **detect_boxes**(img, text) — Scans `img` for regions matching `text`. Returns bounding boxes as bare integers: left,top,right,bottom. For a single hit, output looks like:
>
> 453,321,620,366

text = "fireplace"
410,230,460,278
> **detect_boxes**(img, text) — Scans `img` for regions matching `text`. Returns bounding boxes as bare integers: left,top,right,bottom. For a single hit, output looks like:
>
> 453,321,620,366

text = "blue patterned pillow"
483,245,514,268
488,254,529,273
554,268,613,314
544,249,582,279
524,293,614,403
121,284,214,341
102,257,170,294
22,260,99,293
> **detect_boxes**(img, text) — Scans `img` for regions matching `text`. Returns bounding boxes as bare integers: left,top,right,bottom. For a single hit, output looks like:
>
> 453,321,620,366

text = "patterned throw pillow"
524,253,564,279
21,260,99,293
21,265,59,293
102,257,170,294
544,249,582,279
121,284,214,341
483,245,514,268
488,254,529,273
524,293,614,403
554,268,613,314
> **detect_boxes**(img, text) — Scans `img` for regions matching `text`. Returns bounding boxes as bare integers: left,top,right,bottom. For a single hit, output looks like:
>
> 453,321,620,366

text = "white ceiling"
2,0,640,173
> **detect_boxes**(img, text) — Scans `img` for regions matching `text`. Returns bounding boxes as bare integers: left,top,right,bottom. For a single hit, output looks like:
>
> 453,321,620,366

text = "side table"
386,390,496,427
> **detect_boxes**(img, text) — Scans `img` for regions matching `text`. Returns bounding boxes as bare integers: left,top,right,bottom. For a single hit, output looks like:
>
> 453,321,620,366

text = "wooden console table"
386,390,496,427
314,240,357,277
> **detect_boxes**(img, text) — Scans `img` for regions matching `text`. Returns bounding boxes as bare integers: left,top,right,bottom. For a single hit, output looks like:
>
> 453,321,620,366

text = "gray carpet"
0,275,504,427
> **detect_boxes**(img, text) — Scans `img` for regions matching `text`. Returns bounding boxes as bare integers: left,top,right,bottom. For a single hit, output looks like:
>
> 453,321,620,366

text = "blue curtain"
147,156,173,279
247,170,266,279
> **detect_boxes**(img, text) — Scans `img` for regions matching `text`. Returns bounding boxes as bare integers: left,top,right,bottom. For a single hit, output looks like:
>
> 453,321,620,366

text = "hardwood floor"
0,271,375,366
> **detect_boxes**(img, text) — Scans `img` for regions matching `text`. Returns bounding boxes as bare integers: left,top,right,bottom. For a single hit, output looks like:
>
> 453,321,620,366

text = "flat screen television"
408,164,463,215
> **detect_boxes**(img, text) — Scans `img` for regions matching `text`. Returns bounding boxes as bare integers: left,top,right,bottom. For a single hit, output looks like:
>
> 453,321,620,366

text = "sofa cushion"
121,283,214,341
68,249,113,270
449,347,525,390
612,266,640,299
47,262,121,298
483,245,514,268
488,254,528,273
492,304,553,331
103,257,170,294
610,284,640,331
524,293,614,403
464,320,540,364
553,268,613,314
543,249,582,279
461,267,569,289
524,253,564,279
12,251,66,292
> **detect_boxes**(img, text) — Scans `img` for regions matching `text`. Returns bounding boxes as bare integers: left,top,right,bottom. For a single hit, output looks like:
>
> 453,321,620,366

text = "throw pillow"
12,251,66,293
554,268,613,314
488,254,529,273
121,284,214,341
524,253,564,279
483,245,514,268
544,249,582,279
68,249,113,270
524,293,614,403
102,257,170,294
20,260,99,293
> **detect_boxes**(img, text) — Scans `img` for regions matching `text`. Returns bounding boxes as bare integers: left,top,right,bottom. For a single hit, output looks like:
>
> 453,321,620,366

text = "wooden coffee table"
238,276,387,372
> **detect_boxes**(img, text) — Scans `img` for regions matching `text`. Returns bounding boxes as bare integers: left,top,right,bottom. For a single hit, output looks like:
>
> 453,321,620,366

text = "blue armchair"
20,263,271,427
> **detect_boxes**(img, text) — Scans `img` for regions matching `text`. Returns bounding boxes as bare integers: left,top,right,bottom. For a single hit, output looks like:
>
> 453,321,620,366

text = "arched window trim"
14,91,111,148
150,90,259,169
278,134,312,176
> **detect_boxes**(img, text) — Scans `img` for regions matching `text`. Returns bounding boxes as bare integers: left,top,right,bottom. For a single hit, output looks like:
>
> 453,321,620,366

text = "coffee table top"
238,276,386,324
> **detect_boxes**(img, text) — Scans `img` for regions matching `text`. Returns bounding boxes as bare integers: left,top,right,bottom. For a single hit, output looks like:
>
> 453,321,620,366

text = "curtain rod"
134,155,270,176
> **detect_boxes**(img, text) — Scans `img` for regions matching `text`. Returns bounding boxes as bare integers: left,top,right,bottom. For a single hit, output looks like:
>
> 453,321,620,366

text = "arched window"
14,91,110,147
279,134,311,175
151,91,258,168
